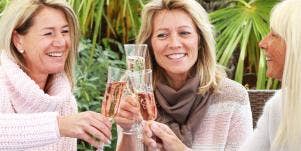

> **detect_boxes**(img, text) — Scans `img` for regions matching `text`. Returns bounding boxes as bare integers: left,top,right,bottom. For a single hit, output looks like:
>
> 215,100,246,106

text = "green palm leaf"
210,0,279,89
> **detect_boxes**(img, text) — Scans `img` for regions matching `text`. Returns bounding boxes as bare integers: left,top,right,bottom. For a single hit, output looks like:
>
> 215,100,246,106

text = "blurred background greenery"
0,0,280,150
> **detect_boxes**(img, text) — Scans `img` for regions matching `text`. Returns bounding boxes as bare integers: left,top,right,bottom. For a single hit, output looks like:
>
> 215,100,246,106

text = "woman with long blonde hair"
115,0,253,150
0,0,111,150
241,0,301,150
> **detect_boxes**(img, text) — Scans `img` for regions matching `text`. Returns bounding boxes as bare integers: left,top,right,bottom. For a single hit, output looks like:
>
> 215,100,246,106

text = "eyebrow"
155,25,193,31
41,25,69,30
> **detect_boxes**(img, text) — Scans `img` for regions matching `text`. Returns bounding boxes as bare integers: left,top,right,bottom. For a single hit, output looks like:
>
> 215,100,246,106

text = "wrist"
57,116,65,137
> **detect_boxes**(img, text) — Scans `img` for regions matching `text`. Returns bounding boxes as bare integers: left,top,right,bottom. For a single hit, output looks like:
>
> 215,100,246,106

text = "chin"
48,67,65,74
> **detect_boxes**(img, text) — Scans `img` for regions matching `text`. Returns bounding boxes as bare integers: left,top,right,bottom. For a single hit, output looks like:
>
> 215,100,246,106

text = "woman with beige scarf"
115,0,253,150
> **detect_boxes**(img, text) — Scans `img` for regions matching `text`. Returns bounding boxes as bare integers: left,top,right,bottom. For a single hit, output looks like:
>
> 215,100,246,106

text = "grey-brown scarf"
154,75,211,147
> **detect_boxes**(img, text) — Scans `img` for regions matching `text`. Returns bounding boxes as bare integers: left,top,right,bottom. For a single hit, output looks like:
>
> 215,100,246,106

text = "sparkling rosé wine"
137,92,157,120
102,81,126,117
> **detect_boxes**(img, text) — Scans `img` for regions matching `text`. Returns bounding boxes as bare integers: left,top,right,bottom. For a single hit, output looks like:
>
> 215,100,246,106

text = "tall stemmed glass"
98,66,127,151
136,69,157,121
124,44,147,72
123,44,148,132
127,69,158,151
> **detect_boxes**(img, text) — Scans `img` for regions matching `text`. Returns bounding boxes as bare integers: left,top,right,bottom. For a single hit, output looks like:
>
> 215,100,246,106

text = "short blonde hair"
0,0,80,87
270,0,301,150
137,0,224,94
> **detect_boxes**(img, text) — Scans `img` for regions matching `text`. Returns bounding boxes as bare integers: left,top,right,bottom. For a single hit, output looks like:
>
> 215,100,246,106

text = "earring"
18,49,24,53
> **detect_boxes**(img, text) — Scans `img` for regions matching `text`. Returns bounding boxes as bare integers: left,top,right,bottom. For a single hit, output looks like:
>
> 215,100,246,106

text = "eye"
179,31,191,37
62,29,69,33
179,31,191,36
157,33,168,39
270,31,279,38
271,33,276,37
43,32,52,36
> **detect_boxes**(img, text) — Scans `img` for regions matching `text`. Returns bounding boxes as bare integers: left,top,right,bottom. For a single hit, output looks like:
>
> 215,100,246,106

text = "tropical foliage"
210,0,280,89
68,0,145,61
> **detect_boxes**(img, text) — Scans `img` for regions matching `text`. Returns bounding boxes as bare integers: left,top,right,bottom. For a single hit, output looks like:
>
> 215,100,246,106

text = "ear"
12,31,24,53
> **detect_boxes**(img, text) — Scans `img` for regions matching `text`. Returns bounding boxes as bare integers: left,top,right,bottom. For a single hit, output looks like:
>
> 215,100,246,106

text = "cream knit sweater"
0,53,77,150
190,78,253,151
240,90,283,151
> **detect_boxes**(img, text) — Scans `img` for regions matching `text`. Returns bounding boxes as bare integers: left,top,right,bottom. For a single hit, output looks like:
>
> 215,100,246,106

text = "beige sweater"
190,78,253,150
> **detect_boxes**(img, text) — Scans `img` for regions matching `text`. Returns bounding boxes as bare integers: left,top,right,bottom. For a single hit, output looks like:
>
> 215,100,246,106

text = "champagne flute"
124,44,147,72
127,69,158,151
98,66,127,151
137,69,157,121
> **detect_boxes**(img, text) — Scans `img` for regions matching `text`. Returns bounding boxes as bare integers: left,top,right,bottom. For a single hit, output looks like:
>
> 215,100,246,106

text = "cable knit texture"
189,78,253,151
0,53,77,150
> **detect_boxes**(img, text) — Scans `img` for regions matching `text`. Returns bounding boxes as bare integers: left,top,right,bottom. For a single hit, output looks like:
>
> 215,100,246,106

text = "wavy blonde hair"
270,0,301,150
0,0,80,87
137,0,225,94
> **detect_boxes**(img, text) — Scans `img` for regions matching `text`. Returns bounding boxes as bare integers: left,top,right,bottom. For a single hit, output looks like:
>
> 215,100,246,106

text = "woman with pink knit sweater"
0,0,111,150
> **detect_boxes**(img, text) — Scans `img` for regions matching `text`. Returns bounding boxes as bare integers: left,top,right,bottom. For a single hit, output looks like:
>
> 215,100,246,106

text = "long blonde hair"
271,0,301,150
0,0,80,87
137,0,224,94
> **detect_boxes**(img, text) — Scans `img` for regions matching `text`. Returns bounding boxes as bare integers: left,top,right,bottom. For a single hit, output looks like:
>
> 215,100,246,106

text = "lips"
47,51,64,57
166,53,187,59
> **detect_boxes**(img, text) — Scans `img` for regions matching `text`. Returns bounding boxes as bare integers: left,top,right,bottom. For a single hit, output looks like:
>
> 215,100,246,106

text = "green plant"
0,0,9,17
68,0,145,65
210,0,280,89
75,38,125,151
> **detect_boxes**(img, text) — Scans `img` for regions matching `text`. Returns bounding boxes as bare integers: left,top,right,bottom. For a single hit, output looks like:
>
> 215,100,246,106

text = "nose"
52,33,66,47
169,33,181,49
259,36,268,50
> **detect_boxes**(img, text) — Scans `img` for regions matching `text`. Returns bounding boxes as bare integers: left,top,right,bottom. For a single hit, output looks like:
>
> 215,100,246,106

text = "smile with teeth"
47,52,64,57
266,57,271,61
166,53,187,59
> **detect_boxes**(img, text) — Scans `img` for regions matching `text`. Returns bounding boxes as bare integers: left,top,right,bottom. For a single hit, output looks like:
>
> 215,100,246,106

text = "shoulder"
262,90,282,116
210,77,248,105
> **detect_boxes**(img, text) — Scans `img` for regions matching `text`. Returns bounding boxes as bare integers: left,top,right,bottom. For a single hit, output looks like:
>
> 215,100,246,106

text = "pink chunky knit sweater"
0,53,78,150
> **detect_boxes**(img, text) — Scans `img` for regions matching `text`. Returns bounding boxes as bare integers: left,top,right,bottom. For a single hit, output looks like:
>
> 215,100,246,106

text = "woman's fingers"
143,128,158,150
94,113,112,128
79,130,101,148
117,107,137,120
83,120,110,144
115,95,142,130
150,122,171,139
57,111,113,147
156,122,174,135
89,113,112,139
149,122,189,151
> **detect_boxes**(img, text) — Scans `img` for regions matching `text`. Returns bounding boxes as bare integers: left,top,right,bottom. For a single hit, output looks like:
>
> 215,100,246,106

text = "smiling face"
259,31,286,80
13,7,71,79
151,9,199,81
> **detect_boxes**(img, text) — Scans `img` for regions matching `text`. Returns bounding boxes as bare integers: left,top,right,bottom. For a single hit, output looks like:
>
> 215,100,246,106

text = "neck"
26,70,49,91
167,72,188,90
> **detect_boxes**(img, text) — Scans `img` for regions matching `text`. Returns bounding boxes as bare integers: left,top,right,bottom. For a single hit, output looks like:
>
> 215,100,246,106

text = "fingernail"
151,142,157,148
151,123,158,130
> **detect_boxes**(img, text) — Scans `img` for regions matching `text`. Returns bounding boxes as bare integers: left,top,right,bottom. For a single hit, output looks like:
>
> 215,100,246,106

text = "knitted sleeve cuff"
0,112,60,150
